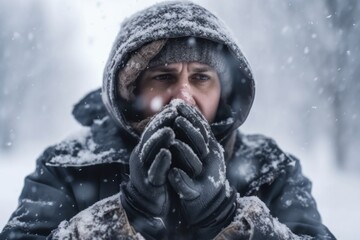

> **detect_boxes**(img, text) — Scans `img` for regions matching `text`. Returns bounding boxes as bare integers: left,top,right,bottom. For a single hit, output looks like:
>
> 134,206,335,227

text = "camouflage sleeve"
214,196,310,240
49,193,144,240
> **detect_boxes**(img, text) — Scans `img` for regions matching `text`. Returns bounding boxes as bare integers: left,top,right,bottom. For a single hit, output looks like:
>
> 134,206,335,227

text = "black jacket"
0,90,335,239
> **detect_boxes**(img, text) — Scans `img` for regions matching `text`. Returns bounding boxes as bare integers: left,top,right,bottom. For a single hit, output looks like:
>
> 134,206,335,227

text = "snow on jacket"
0,89,335,239
1,1,335,239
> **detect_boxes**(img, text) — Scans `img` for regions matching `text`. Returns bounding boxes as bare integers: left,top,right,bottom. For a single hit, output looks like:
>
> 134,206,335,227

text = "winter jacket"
0,89,334,239
1,1,335,239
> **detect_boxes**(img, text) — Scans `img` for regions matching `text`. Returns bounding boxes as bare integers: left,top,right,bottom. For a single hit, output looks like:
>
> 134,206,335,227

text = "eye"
153,74,174,82
192,74,210,82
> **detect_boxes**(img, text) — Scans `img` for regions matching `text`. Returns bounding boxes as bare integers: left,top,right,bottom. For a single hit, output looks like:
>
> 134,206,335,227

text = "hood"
102,1,255,140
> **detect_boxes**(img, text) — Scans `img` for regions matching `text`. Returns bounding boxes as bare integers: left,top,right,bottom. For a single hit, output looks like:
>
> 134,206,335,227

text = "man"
1,2,335,239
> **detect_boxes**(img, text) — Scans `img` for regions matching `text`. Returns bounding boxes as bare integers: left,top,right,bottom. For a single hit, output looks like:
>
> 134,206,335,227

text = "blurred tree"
324,0,360,169
294,0,360,169
0,0,83,155
0,1,45,151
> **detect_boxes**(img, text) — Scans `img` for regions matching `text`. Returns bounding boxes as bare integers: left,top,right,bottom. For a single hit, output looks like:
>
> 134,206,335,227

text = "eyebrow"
192,66,215,73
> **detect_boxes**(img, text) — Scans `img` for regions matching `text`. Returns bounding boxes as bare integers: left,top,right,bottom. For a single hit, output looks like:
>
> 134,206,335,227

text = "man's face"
137,62,221,123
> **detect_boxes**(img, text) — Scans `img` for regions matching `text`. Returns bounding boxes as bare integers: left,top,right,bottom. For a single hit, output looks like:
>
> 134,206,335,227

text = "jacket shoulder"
227,132,298,195
40,121,130,167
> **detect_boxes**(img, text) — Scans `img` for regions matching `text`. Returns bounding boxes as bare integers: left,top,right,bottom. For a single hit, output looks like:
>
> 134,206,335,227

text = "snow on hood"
102,1,255,140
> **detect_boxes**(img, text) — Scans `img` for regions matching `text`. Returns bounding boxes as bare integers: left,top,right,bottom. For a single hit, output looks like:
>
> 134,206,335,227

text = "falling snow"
1,1,359,239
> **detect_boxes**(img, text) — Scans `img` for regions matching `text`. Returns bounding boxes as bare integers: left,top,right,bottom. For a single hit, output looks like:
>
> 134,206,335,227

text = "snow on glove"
168,103,237,239
121,106,177,239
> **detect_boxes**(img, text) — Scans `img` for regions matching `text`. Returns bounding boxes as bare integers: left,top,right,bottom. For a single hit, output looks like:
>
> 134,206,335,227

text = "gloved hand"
168,103,237,239
120,106,177,239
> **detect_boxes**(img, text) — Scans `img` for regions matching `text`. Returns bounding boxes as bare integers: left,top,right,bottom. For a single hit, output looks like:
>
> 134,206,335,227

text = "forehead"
146,62,217,73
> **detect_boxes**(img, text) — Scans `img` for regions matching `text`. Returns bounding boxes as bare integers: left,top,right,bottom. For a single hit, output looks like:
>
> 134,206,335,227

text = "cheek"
139,89,170,117
196,87,221,123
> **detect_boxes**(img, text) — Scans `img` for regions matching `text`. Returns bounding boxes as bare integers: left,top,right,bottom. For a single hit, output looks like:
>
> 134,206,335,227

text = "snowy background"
1,0,359,239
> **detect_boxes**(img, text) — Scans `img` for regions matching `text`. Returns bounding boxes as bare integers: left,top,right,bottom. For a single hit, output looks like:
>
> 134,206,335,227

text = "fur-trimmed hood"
102,1,255,140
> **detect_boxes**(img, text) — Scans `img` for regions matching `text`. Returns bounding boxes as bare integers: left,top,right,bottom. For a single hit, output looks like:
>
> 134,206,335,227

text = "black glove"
121,106,177,239
168,103,237,239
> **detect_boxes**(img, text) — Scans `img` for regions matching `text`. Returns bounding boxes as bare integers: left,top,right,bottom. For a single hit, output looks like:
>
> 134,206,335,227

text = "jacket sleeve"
0,149,77,239
215,157,336,240
215,196,306,240
49,193,144,240
0,148,141,240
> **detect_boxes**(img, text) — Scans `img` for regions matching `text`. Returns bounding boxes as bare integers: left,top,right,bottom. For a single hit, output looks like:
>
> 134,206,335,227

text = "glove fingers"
168,168,200,200
170,140,203,177
140,127,175,165
148,149,172,186
174,116,209,158
176,103,208,143
140,107,177,147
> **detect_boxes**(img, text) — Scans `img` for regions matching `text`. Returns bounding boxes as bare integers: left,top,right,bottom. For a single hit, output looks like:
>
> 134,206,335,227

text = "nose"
171,77,196,106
